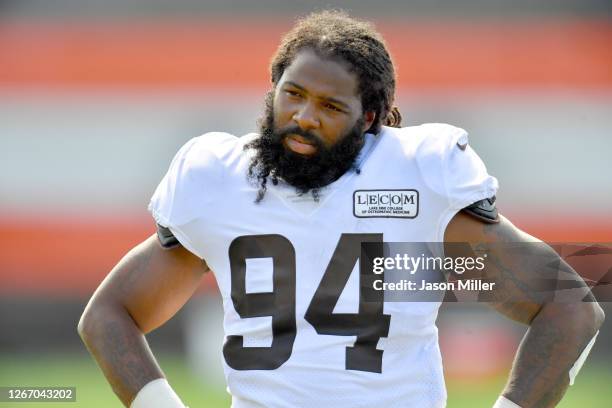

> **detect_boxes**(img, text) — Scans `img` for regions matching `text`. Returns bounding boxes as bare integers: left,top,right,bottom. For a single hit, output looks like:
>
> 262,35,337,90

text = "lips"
284,134,317,155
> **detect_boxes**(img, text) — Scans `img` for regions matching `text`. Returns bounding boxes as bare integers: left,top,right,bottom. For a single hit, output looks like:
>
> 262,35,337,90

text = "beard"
245,92,366,202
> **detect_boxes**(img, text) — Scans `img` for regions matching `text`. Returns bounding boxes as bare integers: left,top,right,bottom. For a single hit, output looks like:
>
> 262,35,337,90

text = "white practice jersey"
149,124,498,408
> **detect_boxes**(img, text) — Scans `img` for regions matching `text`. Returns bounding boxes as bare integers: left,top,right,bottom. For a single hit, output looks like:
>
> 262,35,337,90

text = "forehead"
278,50,360,101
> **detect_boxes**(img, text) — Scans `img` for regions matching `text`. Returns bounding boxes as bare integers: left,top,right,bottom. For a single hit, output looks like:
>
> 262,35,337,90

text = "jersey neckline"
265,131,384,218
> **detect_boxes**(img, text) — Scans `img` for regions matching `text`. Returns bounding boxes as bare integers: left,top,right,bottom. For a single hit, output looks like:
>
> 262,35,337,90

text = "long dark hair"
269,10,402,134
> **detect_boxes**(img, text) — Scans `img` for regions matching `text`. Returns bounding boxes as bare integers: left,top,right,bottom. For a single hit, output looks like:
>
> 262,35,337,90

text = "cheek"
272,95,293,127
326,115,358,140
319,122,345,146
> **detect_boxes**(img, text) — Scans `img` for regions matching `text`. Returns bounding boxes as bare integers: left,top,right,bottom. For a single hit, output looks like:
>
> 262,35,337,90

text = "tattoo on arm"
81,241,169,406
445,213,603,407
456,217,601,407
505,308,569,407
103,319,164,402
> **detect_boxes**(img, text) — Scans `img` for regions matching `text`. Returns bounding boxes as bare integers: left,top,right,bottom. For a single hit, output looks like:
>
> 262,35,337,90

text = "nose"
292,102,320,130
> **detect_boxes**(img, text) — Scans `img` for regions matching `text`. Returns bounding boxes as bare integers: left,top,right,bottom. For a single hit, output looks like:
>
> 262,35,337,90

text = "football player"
78,10,603,408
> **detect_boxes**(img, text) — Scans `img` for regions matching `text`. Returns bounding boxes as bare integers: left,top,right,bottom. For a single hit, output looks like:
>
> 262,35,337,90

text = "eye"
285,90,302,98
324,103,343,113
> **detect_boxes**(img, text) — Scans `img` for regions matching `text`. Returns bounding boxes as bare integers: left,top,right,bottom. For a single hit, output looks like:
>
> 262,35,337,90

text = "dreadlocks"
270,10,401,134
245,10,402,202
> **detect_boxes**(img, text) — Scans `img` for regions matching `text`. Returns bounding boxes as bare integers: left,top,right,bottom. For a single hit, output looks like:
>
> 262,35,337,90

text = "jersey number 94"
224,233,391,373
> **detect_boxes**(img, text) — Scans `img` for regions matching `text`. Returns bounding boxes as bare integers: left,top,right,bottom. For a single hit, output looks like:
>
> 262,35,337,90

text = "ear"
362,111,376,132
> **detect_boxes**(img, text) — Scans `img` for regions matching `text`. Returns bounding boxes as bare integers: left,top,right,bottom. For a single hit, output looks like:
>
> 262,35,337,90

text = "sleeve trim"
435,187,498,242
149,207,205,259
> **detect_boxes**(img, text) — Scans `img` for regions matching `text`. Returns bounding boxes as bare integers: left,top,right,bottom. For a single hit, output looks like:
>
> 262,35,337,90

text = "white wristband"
130,378,186,408
493,396,522,408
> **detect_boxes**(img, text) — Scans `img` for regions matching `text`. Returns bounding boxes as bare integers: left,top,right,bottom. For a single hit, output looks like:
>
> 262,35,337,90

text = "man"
79,10,603,408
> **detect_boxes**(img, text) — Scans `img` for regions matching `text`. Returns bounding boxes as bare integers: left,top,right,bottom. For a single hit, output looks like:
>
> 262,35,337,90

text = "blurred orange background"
1,1,610,397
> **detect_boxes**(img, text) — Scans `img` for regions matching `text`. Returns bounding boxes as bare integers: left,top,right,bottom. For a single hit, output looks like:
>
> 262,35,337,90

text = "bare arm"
78,234,209,407
445,212,605,408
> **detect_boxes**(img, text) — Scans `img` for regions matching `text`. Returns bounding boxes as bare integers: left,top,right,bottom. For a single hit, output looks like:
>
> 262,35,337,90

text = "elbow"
540,301,604,340
77,305,93,343
574,301,605,339
77,295,122,346
78,299,100,346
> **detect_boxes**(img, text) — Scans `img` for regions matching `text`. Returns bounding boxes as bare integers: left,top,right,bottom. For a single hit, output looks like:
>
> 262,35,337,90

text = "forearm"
502,302,603,408
78,302,164,407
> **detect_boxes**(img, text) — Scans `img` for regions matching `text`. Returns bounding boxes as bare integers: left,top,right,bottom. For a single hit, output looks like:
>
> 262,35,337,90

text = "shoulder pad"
462,196,500,224
156,224,181,249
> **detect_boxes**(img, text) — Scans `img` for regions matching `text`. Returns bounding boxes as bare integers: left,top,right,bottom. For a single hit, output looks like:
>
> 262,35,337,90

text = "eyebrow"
284,81,351,111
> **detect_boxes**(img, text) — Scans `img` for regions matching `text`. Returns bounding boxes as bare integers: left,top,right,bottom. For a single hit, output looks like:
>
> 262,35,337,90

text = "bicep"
445,212,591,325
93,234,209,334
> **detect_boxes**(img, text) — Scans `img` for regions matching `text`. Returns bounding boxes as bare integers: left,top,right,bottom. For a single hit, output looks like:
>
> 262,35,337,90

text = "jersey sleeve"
148,133,230,258
416,123,498,208
415,123,499,240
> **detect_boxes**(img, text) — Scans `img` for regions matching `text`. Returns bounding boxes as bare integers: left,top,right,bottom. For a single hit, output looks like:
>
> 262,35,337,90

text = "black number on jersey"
224,234,296,370
224,233,390,373
305,233,390,373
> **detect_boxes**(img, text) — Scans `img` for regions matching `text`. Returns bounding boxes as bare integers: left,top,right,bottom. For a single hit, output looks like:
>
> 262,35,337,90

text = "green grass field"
0,353,609,407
